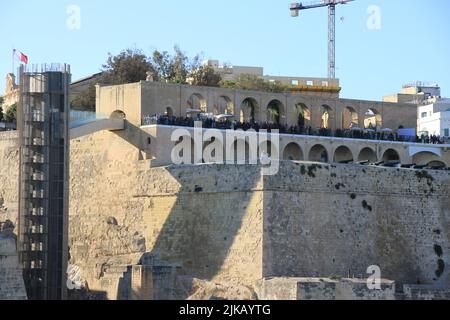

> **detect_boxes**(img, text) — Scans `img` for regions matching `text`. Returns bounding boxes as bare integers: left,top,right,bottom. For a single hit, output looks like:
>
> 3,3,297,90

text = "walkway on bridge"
69,111,125,140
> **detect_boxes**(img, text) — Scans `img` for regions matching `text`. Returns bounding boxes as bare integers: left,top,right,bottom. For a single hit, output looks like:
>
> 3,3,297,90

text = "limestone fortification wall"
0,132,26,300
1,129,449,299
0,132,19,227
69,131,264,298
0,235,27,300
68,131,449,296
263,162,450,287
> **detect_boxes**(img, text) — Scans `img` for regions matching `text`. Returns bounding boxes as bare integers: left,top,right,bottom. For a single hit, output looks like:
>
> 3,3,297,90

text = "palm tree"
267,105,280,124
294,104,306,128
242,100,255,123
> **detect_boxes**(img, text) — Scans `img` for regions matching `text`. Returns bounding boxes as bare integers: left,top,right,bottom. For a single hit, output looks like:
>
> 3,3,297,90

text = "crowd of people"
418,134,446,145
142,113,448,145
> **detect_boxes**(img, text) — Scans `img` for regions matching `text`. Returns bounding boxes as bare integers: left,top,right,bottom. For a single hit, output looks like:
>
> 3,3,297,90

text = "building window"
445,129,449,137
291,80,299,86
321,81,329,87
421,112,427,118
306,80,313,86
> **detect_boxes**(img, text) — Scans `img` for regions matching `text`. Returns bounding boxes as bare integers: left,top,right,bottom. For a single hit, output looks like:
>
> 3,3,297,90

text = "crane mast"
290,0,354,79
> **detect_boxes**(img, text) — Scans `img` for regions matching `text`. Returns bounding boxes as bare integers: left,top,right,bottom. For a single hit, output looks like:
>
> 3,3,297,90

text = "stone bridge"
142,125,450,168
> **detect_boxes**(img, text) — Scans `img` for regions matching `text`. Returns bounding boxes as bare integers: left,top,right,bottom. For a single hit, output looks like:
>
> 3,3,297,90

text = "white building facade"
417,98,450,138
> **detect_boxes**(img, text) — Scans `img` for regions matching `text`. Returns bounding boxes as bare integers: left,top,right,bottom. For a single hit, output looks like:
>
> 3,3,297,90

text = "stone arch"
165,107,174,117
215,96,234,115
412,151,442,166
187,93,207,112
382,148,400,164
309,144,329,163
110,110,126,119
364,107,382,129
358,147,377,163
294,103,311,128
267,99,285,125
321,105,333,129
342,106,359,129
240,98,259,123
333,146,354,163
283,142,304,161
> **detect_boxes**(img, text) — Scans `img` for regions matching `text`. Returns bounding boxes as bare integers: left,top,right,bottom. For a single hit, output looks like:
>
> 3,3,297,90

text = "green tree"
4,103,17,123
151,50,172,81
150,46,192,83
101,48,154,85
170,46,189,83
189,65,221,87
219,74,287,93
70,85,96,111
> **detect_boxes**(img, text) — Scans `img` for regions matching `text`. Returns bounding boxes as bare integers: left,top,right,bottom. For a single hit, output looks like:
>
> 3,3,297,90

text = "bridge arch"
309,144,329,163
240,97,259,123
282,142,304,161
412,151,443,166
382,148,400,164
333,146,354,163
358,147,377,163
111,110,126,119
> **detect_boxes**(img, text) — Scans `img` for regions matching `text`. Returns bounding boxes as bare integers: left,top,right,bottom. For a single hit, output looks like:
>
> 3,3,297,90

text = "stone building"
200,60,341,98
1,74,19,112
96,80,418,131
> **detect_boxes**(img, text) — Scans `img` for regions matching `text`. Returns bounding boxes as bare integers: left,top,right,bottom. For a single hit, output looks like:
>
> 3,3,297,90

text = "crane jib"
290,0,354,79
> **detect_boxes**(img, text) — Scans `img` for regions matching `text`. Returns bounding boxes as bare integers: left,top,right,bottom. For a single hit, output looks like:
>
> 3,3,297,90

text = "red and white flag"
13,49,28,64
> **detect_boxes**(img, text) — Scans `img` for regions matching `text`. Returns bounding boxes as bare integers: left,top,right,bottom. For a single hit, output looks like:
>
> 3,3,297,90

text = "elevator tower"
17,64,70,300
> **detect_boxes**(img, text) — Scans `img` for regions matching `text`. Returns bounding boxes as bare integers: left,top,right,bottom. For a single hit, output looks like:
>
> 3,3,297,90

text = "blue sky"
1,0,449,101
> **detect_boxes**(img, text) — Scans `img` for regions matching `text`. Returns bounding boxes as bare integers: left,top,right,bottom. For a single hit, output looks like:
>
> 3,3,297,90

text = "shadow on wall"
141,164,263,289
112,120,153,160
